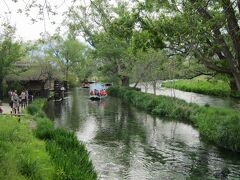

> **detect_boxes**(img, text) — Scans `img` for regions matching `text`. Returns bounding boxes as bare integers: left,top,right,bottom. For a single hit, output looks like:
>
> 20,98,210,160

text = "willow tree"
65,0,139,86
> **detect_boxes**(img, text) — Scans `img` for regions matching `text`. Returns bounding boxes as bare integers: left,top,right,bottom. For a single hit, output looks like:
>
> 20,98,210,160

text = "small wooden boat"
89,83,107,100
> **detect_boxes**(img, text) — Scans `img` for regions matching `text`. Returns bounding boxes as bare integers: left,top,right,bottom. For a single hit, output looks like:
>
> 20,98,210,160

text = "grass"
108,86,240,152
27,99,97,180
0,99,97,179
0,115,55,179
162,76,233,97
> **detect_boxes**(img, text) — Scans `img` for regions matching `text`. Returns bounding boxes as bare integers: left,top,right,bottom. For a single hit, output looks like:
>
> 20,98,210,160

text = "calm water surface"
45,88,240,179
135,82,240,109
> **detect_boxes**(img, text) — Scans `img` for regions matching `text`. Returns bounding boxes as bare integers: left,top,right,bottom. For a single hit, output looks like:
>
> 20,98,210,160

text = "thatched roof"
5,65,63,82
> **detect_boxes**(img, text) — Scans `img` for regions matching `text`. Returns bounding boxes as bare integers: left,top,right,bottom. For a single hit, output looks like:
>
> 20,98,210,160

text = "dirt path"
0,103,26,114
1,103,12,114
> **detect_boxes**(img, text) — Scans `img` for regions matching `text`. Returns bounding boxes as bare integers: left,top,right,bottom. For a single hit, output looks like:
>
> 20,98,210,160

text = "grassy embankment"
108,86,240,152
0,99,97,180
162,76,240,97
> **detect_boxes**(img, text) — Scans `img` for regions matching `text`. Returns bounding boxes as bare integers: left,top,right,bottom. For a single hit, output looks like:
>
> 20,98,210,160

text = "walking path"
1,103,12,114
0,102,26,115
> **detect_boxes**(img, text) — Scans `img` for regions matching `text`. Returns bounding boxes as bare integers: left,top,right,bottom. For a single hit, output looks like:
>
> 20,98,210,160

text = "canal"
45,88,240,179
135,82,240,109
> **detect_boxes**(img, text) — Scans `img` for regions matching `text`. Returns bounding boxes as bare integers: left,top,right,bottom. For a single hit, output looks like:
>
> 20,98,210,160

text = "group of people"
9,90,29,114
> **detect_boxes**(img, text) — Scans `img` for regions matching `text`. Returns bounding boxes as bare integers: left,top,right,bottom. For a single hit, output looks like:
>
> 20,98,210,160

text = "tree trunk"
238,0,240,13
191,0,240,90
232,72,240,90
0,78,3,98
230,78,238,91
153,80,157,95
121,76,129,86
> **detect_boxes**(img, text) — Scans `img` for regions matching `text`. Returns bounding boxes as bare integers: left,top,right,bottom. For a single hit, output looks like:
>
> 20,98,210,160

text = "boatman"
60,86,65,99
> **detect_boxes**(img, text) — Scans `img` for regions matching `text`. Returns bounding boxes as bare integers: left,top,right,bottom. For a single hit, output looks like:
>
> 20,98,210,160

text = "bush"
27,104,39,115
34,118,54,140
18,155,38,179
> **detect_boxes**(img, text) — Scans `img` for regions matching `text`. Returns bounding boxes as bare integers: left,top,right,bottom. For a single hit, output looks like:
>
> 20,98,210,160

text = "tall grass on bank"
162,78,231,97
27,100,97,180
108,86,240,152
0,116,54,179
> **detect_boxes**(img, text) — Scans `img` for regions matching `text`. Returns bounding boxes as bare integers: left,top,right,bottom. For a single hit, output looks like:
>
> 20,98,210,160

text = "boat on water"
103,83,112,89
81,81,95,88
89,83,107,100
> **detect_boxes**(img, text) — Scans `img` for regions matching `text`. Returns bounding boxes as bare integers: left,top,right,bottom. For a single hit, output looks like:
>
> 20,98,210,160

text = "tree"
135,0,240,91
59,39,88,82
0,24,24,98
65,0,140,86
39,34,89,84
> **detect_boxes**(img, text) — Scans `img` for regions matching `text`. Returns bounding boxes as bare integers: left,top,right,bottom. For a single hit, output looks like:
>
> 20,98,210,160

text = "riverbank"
0,115,54,179
161,77,240,98
108,86,240,152
0,99,97,179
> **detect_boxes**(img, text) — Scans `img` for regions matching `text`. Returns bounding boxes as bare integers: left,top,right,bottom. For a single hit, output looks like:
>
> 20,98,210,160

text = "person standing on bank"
25,89,29,106
12,90,20,114
8,90,13,112
20,90,26,108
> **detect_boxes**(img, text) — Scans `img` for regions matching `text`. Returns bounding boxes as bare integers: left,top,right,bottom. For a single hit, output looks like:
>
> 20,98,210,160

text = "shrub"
37,111,46,118
18,155,38,179
34,118,54,140
27,104,39,115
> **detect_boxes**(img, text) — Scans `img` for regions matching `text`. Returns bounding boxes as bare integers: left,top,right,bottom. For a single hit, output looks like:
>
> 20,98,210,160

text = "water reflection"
45,88,240,179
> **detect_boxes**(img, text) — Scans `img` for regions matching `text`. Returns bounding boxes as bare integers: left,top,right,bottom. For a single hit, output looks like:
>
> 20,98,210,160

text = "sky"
0,0,76,41
0,0,131,42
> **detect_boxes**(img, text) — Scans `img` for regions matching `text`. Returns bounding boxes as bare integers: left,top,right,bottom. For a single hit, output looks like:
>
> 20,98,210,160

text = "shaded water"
135,82,240,109
45,88,240,179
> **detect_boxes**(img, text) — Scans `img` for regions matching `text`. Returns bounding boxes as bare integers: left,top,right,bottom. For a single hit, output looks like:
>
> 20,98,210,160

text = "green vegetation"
27,100,97,179
162,77,232,97
0,99,97,179
108,86,240,152
0,115,54,179
0,24,25,98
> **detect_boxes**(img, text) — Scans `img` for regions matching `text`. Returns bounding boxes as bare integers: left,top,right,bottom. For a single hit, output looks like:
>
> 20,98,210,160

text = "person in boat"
100,89,107,96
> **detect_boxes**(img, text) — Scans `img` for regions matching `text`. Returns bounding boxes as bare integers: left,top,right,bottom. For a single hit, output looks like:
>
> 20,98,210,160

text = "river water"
134,82,240,109
45,88,240,179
